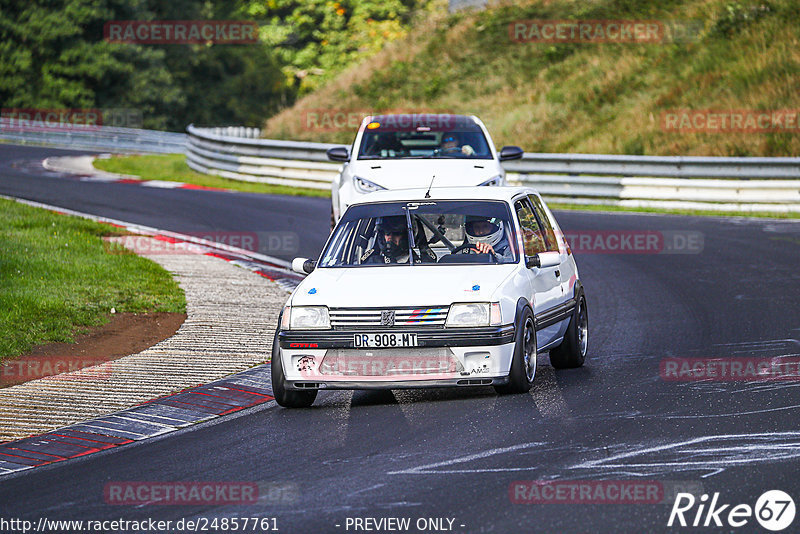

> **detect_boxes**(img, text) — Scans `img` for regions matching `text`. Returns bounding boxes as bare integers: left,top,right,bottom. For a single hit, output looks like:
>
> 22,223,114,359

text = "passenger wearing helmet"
439,133,475,156
362,216,434,264
464,215,514,261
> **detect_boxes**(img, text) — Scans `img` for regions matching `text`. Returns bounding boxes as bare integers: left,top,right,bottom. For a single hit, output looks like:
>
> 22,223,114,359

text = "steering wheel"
450,242,498,263
433,147,462,157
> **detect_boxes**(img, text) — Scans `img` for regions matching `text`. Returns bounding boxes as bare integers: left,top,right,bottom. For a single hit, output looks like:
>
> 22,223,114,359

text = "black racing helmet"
376,215,409,259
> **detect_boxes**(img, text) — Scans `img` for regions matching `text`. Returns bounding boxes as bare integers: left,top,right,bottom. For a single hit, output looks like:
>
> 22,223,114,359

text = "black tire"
549,295,588,369
271,328,317,408
495,307,536,394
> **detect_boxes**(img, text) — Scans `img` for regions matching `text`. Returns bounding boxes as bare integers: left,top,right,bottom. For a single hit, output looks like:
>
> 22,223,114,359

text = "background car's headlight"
353,176,386,193
287,306,330,330
478,175,502,186
446,303,501,327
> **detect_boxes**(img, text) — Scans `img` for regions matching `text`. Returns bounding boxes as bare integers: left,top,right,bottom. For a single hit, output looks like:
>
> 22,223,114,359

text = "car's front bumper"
278,325,516,389
285,376,510,391
279,325,515,349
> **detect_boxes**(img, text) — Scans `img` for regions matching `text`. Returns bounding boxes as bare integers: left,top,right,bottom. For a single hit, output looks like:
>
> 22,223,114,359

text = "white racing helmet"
465,216,504,248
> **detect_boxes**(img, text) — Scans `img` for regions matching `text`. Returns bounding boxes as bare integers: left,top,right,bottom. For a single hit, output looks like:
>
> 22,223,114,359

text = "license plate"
353,332,419,348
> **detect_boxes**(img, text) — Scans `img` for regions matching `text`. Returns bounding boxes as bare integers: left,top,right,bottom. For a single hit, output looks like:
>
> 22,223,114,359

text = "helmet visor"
465,218,500,237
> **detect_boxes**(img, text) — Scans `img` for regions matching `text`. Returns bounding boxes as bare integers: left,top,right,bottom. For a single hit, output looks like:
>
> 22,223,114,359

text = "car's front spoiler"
285,376,510,390
279,324,515,349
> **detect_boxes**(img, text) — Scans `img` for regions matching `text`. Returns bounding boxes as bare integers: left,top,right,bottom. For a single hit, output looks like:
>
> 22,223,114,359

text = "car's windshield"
357,115,492,160
320,200,518,267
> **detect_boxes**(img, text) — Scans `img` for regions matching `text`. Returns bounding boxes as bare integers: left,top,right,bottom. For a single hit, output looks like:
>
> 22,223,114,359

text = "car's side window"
514,199,546,256
528,195,558,252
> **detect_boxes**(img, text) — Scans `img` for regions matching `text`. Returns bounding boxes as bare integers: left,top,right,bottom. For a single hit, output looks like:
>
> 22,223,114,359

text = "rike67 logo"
668,490,795,531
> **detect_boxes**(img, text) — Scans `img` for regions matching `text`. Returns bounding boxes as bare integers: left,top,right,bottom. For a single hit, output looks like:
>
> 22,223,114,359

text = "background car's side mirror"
525,251,560,269
291,257,317,274
326,147,349,162
499,146,524,161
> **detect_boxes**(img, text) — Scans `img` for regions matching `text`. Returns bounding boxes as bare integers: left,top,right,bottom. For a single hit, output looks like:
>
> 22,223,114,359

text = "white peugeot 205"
272,186,588,407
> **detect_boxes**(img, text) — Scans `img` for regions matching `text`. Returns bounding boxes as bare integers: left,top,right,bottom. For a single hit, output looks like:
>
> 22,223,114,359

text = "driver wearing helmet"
440,133,475,156
464,215,514,261
362,216,434,264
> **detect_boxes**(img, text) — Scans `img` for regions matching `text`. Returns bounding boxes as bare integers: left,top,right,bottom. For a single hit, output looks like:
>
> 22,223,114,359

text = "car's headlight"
353,176,386,193
285,306,330,330
446,302,502,327
478,175,502,186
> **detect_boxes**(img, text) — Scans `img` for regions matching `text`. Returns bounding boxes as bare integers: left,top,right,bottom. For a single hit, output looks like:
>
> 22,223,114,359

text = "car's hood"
291,264,516,308
349,159,501,189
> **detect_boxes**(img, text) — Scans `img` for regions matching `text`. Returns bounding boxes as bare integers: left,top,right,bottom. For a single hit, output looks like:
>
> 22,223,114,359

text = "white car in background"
272,186,588,408
326,114,523,228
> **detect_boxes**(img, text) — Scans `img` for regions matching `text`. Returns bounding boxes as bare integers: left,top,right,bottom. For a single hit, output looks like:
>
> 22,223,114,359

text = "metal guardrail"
187,125,800,212
5,121,796,211
0,122,186,153
186,124,339,189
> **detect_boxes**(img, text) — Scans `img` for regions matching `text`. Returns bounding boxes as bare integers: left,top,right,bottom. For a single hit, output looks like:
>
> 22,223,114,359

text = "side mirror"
291,257,317,274
326,147,349,162
525,251,560,269
499,146,524,161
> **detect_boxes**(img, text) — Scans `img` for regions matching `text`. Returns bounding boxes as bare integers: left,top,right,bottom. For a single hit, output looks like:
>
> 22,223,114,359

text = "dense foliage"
0,0,429,130
249,0,428,94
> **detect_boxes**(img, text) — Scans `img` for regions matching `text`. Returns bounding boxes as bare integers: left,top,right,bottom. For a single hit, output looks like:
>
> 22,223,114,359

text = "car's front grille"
329,306,449,329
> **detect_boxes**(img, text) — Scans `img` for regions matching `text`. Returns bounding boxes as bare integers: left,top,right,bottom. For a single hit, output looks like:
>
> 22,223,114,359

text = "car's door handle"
554,269,560,277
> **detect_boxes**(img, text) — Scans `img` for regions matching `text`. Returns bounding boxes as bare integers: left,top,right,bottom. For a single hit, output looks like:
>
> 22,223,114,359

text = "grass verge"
93,153,331,198
0,198,186,361
264,0,800,157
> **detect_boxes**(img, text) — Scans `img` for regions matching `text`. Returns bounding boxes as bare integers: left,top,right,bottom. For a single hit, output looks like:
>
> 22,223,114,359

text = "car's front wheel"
495,307,536,394
271,329,317,408
549,295,588,369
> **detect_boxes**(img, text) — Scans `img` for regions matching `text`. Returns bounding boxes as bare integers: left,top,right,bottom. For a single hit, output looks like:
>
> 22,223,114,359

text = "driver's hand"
474,242,495,254
461,145,475,156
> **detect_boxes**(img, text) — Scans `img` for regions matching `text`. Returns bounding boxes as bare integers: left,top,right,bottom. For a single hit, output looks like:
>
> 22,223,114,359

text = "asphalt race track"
1,144,800,533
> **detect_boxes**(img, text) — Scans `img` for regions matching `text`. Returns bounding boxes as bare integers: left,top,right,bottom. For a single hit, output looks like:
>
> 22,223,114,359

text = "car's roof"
366,113,476,123
349,186,538,205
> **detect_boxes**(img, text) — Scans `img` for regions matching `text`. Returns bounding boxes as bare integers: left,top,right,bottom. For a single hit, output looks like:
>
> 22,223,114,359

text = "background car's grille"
329,306,449,329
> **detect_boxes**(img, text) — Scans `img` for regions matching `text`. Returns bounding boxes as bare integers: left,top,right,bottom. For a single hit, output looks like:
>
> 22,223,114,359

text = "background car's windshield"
357,116,492,160
320,200,518,267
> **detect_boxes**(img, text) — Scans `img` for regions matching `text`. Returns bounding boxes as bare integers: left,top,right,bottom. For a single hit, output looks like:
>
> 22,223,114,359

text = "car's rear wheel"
495,307,536,394
549,295,588,369
271,329,317,408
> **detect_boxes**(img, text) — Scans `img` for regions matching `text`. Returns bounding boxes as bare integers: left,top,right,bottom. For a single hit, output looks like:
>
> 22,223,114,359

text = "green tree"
248,0,430,94
0,0,290,130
